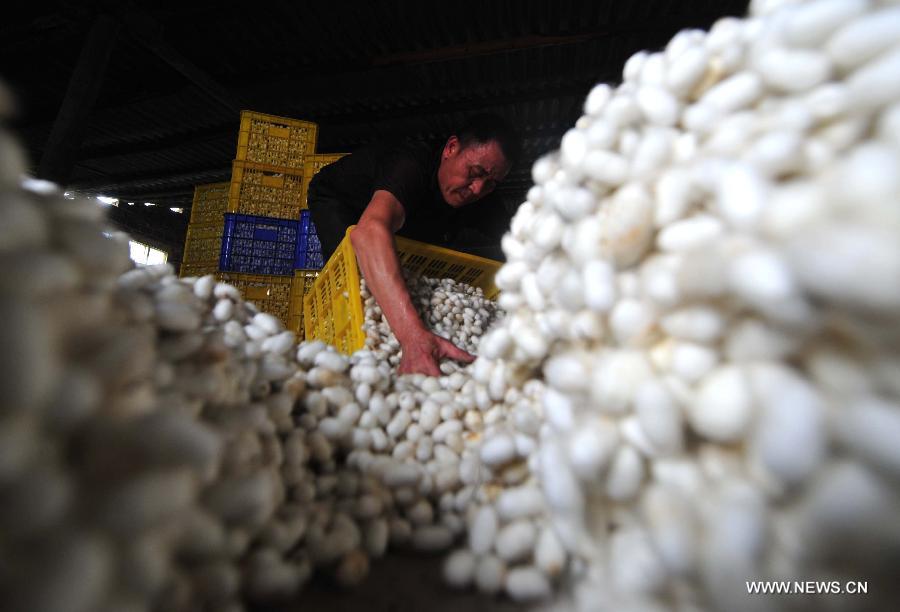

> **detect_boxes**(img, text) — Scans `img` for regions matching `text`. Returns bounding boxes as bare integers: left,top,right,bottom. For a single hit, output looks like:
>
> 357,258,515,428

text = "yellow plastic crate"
235,111,318,169
181,221,224,268
303,153,347,177
227,160,306,219
288,269,321,337
301,153,347,209
179,262,219,278
218,272,293,327
300,153,347,209
189,181,230,226
303,227,502,355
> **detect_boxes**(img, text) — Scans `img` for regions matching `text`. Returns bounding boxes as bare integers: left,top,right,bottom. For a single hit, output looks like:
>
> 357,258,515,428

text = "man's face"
437,136,511,208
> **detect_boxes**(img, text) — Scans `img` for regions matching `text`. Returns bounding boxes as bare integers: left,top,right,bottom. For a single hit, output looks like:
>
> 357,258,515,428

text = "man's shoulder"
376,140,441,185
397,140,436,156
327,140,431,176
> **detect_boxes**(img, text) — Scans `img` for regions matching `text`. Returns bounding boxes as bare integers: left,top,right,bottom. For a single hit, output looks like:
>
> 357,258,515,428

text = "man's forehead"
462,140,509,175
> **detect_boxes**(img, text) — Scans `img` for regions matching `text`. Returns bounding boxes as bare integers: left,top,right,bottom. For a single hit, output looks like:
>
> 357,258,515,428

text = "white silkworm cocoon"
443,549,477,588
584,83,613,116
505,566,552,602
568,418,619,481
480,433,517,467
495,486,544,521
252,313,281,335
782,0,868,47
469,505,499,555
432,420,463,443
474,555,507,595
605,445,645,501
749,364,826,486
382,464,421,488
495,520,537,562
636,87,680,127
753,47,831,93
666,45,709,96
689,365,754,442
657,214,725,253
702,72,763,113
411,525,454,552
535,525,567,578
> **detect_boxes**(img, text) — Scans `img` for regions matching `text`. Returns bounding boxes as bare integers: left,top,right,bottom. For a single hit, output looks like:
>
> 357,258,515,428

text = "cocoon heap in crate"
303,226,502,354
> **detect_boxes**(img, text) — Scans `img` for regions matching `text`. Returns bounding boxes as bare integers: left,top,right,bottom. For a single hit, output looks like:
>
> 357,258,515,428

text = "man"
307,114,520,376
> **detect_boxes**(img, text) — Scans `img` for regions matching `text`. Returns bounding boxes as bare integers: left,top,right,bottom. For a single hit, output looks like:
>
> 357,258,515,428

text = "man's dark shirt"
307,140,511,261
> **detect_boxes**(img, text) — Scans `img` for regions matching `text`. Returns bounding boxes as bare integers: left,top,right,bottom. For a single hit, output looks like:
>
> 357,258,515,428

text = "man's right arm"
351,190,474,375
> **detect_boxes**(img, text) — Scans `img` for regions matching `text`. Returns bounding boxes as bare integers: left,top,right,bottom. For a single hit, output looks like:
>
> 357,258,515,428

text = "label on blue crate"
252,227,280,241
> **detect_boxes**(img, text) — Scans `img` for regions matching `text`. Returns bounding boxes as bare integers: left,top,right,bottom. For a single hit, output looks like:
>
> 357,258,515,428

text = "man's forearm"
350,222,427,344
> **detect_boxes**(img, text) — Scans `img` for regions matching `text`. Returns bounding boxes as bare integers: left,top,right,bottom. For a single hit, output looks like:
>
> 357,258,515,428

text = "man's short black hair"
455,113,522,167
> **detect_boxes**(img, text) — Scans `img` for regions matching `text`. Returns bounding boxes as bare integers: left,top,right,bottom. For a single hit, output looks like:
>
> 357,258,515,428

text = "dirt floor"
261,552,538,612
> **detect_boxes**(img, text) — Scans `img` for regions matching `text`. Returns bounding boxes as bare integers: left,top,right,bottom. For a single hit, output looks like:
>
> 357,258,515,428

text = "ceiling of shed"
1,0,750,251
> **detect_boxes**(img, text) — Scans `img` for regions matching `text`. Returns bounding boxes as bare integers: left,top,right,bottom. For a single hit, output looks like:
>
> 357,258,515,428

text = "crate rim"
231,158,308,175
239,109,318,129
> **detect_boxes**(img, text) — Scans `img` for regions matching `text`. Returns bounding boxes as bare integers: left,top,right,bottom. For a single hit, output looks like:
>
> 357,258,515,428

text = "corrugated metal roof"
2,0,750,245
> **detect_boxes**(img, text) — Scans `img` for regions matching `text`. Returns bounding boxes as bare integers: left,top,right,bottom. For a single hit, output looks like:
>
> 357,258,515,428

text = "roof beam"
369,32,603,66
37,13,119,185
79,123,234,161
75,76,603,163
107,2,246,114
247,13,731,80
75,163,231,193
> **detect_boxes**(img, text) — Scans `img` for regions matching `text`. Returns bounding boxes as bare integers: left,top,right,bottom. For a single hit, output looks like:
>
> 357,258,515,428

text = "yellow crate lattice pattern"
236,111,318,169
179,262,219,278
189,181,229,226
303,153,347,177
227,161,306,220
288,269,321,338
181,222,224,268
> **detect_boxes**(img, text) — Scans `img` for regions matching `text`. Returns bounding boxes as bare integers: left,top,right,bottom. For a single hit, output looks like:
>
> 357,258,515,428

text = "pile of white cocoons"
468,0,900,609
0,156,506,612
1,81,514,608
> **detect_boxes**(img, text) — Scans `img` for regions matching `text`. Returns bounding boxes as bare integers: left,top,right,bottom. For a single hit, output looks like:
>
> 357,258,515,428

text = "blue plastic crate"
220,212,309,275
304,248,324,269
295,212,324,269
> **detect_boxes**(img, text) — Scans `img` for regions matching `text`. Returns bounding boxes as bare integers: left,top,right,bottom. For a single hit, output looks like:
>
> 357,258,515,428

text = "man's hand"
398,329,475,376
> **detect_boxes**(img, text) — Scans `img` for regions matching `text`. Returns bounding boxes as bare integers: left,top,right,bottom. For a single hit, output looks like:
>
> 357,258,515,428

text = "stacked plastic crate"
181,111,345,335
179,181,230,278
